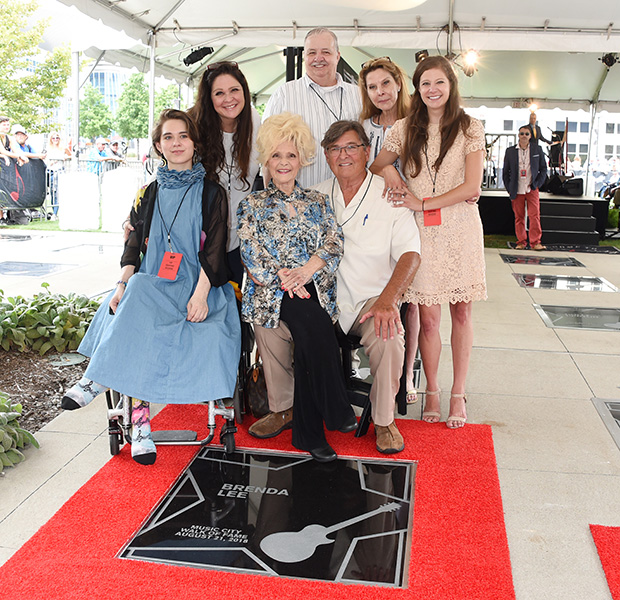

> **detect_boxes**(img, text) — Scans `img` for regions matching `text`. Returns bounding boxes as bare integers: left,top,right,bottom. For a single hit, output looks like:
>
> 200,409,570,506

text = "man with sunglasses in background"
503,125,548,250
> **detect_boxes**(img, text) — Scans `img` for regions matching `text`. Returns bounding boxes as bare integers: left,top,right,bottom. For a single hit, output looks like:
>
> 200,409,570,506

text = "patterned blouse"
237,182,343,328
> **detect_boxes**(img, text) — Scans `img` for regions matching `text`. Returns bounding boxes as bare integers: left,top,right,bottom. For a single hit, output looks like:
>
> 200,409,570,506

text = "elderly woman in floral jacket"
237,112,356,463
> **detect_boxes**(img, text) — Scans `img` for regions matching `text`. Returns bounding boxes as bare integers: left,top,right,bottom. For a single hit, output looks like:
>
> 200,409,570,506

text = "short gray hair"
304,28,339,52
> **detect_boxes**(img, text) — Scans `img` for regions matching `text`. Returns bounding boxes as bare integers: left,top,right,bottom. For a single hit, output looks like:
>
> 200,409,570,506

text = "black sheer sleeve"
198,181,231,287
120,186,150,268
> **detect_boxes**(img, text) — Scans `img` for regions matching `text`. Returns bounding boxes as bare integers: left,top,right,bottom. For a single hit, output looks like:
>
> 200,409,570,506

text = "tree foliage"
80,83,113,140
115,73,149,141
0,0,71,133
155,84,183,116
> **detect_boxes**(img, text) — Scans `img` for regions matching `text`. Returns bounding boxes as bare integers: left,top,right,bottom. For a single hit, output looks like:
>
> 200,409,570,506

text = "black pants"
226,247,244,287
279,283,354,451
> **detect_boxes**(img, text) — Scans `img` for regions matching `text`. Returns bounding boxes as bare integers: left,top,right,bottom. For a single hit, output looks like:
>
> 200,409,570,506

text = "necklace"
222,162,234,194
423,143,438,195
310,85,344,121
330,174,373,227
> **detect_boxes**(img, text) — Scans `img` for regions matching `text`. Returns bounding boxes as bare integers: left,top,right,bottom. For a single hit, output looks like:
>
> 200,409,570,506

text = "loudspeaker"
563,178,583,196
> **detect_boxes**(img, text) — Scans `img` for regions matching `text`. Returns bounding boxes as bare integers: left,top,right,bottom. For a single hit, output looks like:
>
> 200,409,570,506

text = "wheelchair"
105,321,254,457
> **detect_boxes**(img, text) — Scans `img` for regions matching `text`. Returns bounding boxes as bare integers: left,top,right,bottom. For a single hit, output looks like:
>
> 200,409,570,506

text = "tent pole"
148,31,156,138
585,101,597,194
72,51,80,165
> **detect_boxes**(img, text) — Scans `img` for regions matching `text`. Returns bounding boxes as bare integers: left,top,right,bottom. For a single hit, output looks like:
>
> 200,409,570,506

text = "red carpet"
591,524,620,599
0,405,514,600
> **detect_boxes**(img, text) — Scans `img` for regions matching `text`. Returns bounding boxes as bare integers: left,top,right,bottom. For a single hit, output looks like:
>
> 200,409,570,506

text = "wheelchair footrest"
152,430,198,442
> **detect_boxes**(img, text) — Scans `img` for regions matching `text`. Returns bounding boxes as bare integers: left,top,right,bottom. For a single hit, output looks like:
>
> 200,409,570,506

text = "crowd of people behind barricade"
0,112,133,222
61,27,491,466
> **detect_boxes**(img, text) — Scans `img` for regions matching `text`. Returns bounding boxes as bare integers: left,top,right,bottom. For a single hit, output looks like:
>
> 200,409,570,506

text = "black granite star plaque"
120,448,415,587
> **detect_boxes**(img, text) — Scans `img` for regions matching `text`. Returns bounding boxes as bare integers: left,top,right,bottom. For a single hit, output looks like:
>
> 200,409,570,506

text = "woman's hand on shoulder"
380,165,408,199
390,187,423,211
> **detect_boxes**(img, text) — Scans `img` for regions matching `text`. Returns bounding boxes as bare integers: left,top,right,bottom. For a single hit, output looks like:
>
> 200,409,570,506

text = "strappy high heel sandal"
447,393,467,429
406,387,418,404
422,389,441,423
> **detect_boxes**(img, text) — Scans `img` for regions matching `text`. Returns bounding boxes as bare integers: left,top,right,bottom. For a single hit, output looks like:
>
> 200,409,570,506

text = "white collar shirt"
315,171,420,333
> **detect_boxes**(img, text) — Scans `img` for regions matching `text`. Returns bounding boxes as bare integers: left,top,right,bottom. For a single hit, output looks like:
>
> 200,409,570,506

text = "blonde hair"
359,58,411,121
257,112,316,167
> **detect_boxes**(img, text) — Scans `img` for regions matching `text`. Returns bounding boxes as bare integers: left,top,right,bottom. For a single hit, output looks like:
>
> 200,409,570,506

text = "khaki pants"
254,296,404,427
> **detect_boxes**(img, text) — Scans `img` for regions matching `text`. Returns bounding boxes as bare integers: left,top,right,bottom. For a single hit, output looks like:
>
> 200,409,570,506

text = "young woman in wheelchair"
62,109,241,465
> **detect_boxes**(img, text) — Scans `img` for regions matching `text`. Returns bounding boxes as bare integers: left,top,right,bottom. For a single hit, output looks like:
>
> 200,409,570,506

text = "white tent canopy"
57,0,620,110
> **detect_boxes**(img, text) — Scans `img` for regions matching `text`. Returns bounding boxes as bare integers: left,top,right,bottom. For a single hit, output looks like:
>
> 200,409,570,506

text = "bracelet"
422,199,425,211
116,280,127,287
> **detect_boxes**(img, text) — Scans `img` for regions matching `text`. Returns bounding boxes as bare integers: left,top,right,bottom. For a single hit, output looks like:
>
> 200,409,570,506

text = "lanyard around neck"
310,85,344,122
156,184,192,252
330,174,373,227
423,143,438,196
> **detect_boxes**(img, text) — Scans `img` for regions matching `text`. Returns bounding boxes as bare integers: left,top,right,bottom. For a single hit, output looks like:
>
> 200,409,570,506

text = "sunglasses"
361,56,392,69
519,132,531,136
207,61,239,71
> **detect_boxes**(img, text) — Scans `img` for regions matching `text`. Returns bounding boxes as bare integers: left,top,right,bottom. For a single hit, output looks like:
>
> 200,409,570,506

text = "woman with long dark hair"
188,61,260,285
371,55,486,429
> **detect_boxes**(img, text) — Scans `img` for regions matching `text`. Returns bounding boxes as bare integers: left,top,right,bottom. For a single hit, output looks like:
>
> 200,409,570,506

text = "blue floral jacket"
237,182,343,328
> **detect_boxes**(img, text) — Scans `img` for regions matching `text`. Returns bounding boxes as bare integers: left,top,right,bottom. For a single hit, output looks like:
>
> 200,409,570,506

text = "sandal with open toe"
422,389,441,423
447,393,467,429
406,388,418,404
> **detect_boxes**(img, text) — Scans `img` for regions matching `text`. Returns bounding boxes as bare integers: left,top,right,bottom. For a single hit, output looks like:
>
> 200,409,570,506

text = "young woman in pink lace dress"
371,55,486,429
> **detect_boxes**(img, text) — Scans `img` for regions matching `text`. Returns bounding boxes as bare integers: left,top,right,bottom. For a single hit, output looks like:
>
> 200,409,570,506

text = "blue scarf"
157,161,205,189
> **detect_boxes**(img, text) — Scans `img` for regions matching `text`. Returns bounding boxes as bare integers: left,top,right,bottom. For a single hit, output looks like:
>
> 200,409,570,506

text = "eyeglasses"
519,132,531,136
327,143,366,157
361,56,392,69
206,61,239,71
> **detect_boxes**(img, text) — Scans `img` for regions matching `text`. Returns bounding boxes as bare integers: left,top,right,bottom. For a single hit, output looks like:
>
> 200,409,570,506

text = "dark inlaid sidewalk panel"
0,261,78,276
534,305,620,330
513,273,618,292
500,254,584,267
120,447,415,587
592,399,620,451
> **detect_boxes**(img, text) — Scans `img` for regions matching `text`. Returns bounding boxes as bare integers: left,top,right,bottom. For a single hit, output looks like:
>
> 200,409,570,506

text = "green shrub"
0,392,39,472
608,208,619,229
0,283,101,355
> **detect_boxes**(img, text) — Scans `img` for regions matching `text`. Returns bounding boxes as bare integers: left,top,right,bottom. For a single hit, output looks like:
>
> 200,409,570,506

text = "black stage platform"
120,447,416,587
479,190,608,239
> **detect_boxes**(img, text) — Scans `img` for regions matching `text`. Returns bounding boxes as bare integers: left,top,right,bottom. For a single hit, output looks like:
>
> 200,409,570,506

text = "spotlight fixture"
600,53,618,68
415,49,429,63
183,46,214,66
461,49,479,77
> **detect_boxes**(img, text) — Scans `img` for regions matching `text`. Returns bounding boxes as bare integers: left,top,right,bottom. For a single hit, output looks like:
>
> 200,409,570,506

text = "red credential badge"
158,252,182,280
423,197,441,226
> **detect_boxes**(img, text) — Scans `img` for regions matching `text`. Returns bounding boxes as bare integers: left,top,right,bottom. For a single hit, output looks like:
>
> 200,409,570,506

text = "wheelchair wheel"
232,382,243,425
223,432,235,455
109,425,122,456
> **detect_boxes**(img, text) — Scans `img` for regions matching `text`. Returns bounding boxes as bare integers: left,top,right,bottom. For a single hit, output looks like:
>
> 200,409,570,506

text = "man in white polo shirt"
262,28,362,188
317,120,420,453
248,120,420,454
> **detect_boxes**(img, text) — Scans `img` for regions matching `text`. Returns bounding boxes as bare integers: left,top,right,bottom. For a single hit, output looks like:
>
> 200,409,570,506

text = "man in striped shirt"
263,28,362,188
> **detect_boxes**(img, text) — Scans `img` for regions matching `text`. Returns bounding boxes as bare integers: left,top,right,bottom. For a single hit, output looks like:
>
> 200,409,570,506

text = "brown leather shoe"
375,421,405,454
248,408,293,439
